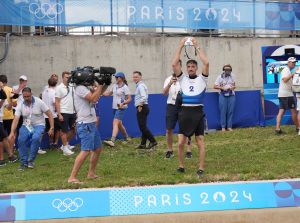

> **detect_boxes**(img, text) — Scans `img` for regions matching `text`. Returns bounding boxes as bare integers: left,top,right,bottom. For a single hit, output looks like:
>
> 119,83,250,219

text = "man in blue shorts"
68,76,110,183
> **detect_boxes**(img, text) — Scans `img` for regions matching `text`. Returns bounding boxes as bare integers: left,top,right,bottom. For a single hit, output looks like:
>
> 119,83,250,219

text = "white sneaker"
63,147,74,156
68,145,75,150
103,140,115,147
298,130,300,136
38,149,47,154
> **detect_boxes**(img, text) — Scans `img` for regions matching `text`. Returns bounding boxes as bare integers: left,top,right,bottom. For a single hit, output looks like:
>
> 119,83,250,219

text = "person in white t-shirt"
103,72,131,147
68,76,110,184
42,77,60,148
55,71,75,156
163,60,193,159
275,57,299,134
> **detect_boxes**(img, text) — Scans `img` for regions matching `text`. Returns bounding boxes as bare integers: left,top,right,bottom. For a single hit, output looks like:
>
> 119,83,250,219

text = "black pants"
136,104,156,145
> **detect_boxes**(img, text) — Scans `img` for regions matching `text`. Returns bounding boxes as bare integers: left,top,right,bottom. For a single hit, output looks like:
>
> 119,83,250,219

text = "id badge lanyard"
23,102,34,133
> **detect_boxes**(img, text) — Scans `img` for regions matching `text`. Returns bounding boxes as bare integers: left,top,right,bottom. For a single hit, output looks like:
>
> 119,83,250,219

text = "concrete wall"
0,36,298,95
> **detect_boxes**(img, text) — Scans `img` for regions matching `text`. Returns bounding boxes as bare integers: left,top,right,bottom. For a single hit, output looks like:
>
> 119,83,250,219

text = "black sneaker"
18,165,27,171
8,155,18,163
196,169,204,177
0,160,6,167
147,141,158,150
177,167,185,173
137,144,146,149
165,151,174,159
275,129,283,135
28,162,35,169
186,151,192,159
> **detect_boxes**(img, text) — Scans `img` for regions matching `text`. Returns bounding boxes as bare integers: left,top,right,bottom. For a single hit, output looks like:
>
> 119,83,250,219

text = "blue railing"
0,0,300,30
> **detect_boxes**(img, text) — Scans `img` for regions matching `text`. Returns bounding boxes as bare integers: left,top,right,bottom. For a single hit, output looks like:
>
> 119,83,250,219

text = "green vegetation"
1,126,300,193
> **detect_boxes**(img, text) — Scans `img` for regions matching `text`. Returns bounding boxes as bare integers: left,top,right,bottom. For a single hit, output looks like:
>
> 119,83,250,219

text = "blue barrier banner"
1,180,300,221
1,0,300,30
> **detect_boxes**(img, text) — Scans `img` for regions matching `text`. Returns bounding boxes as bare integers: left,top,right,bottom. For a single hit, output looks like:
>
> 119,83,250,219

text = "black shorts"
166,104,179,130
2,119,13,135
45,118,61,133
0,122,8,142
279,97,296,110
178,106,205,137
60,113,76,133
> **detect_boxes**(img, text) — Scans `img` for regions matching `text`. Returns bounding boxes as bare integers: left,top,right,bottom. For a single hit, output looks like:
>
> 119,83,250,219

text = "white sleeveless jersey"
179,74,208,106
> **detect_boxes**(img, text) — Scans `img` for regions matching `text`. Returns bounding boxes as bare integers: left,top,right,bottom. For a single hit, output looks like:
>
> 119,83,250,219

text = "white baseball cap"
19,75,27,81
287,57,297,63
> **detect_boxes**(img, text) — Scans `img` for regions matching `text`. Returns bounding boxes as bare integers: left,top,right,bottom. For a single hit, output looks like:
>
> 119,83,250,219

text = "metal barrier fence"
0,0,300,37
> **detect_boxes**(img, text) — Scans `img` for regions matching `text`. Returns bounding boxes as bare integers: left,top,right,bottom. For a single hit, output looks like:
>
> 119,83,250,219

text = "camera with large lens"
68,66,116,86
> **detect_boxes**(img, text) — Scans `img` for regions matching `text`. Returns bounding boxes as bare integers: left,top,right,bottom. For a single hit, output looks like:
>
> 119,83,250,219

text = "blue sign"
261,45,300,125
0,0,300,30
1,180,300,221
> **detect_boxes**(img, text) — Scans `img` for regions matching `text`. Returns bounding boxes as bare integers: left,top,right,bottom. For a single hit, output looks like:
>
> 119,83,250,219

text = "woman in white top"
214,64,236,131
103,72,131,147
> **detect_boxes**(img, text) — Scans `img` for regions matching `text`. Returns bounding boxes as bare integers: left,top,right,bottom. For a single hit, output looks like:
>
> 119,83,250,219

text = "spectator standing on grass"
275,57,299,134
163,60,193,159
103,72,132,147
0,75,18,164
171,37,209,177
214,64,236,131
0,81,18,166
42,77,61,149
8,87,54,171
133,71,157,150
55,71,75,156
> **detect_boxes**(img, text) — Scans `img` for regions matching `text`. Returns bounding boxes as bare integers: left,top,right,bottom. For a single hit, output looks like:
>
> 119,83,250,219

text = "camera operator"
68,69,112,184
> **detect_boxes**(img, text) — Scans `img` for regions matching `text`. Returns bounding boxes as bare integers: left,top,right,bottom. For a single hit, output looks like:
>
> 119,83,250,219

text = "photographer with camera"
171,37,209,177
68,66,114,184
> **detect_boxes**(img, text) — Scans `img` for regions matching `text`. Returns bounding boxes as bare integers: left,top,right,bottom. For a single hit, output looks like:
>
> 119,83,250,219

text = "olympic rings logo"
29,2,64,20
52,198,84,212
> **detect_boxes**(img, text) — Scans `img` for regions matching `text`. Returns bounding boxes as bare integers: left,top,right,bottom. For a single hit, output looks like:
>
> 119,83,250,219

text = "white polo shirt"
15,97,49,126
55,83,75,114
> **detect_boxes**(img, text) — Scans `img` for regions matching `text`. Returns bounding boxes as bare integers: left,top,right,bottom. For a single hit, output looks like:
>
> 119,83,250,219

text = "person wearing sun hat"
103,72,132,147
275,57,299,134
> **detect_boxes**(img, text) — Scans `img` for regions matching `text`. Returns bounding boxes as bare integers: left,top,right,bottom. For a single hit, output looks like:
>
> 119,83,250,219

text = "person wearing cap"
275,57,299,134
103,72,132,147
12,75,28,100
214,64,236,131
11,75,28,148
